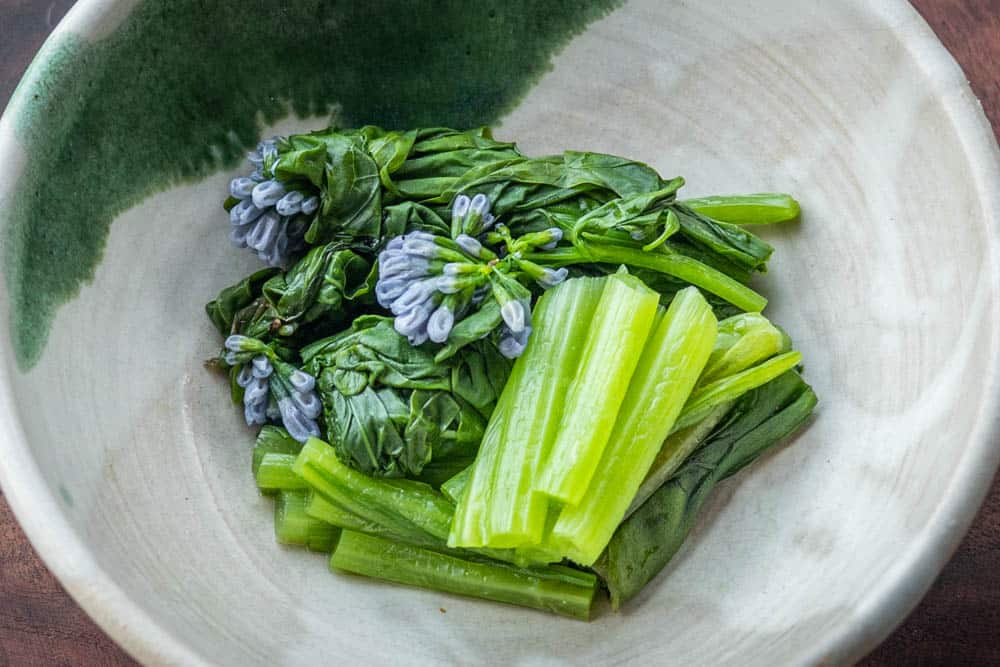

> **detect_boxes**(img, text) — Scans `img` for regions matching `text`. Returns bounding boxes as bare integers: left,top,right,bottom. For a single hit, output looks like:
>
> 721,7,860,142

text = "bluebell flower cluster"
225,335,322,442
228,138,320,268
375,194,568,357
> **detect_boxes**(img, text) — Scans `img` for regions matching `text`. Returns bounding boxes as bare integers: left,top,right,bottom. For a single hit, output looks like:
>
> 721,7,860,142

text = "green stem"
528,243,767,313
625,402,732,519
485,276,605,546
681,193,801,225
699,313,789,386
305,492,397,537
296,438,529,564
255,453,308,492
274,491,340,552
536,271,660,505
551,287,717,565
330,531,598,620
448,387,514,548
293,437,453,548
673,351,803,432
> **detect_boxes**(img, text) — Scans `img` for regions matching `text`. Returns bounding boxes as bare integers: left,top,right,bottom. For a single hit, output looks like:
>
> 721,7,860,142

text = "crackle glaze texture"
0,1,998,666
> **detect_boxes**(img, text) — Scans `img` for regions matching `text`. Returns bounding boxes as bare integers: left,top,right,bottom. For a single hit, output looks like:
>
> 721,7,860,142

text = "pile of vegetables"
206,125,815,619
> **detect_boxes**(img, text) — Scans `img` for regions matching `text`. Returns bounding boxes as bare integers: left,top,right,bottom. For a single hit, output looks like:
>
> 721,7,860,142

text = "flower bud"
230,177,256,199
252,179,287,208
427,304,455,343
275,190,305,216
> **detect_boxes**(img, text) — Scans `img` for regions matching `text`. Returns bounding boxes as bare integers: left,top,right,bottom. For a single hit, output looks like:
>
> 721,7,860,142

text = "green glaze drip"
4,0,623,370
58,483,74,508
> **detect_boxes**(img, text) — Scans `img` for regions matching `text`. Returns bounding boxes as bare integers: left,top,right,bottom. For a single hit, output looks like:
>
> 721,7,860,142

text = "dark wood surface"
0,0,997,664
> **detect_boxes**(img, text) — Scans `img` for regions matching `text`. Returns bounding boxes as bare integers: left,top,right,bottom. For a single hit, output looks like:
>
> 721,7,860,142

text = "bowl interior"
2,1,999,665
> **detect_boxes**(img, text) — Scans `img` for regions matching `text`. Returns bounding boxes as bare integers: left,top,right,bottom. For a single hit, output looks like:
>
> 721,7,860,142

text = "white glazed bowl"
1,1,998,665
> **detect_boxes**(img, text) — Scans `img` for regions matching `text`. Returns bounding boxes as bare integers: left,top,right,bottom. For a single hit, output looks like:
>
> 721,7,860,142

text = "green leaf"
273,135,329,188
262,245,372,326
430,150,666,216
390,127,521,200
670,203,774,273
210,245,375,352
359,126,418,197
382,201,451,240
433,298,503,363
569,180,684,242
302,317,510,477
204,267,280,336
299,132,383,246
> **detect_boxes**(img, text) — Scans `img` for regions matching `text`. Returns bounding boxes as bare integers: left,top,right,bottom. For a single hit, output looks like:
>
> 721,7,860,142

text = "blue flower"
227,138,320,268
375,195,568,357
224,335,321,442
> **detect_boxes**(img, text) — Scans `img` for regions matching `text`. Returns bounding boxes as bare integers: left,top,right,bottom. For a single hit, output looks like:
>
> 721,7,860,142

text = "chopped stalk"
330,531,598,620
252,426,302,496
305,492,396,537
294,437,453,548
447,388,514,548
484,277,605,546
537,271,660,504
440,465,472,504
294,438,528,564
255,453,308,492
625,402,732,519
700,313,789,386
274,491,339,552
673,351,803,432
681,193,801,226
551,287,717,565
253,425,303,475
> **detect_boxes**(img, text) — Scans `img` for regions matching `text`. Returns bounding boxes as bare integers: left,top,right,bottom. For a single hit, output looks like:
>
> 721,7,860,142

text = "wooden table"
1,1,997,664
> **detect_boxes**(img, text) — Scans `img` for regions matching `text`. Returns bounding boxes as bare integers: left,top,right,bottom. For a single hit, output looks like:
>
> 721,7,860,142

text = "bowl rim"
1,1,998,665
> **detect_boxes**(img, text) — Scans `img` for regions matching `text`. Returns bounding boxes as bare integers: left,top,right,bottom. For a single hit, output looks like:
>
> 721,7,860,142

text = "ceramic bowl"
1,1,998,665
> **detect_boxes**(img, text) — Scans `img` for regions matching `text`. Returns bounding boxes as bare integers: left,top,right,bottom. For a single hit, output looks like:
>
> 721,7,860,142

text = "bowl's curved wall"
1,1,999,665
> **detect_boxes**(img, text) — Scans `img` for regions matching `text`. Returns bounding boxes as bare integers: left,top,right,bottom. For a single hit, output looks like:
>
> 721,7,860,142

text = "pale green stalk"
440,465,472,504
700,313,789,386
536,271,660,504
625,403,732,519
550,287,717,565
483,277,605,546
673,351,803,432
681,193,800,225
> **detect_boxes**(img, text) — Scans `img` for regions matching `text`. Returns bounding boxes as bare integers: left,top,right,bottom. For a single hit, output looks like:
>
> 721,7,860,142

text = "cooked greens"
535,272,661,505
550,286,718,566
330,531,598,620
300,316,510,478
205,124,816,618
273,490,339,552
595,371,817,608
